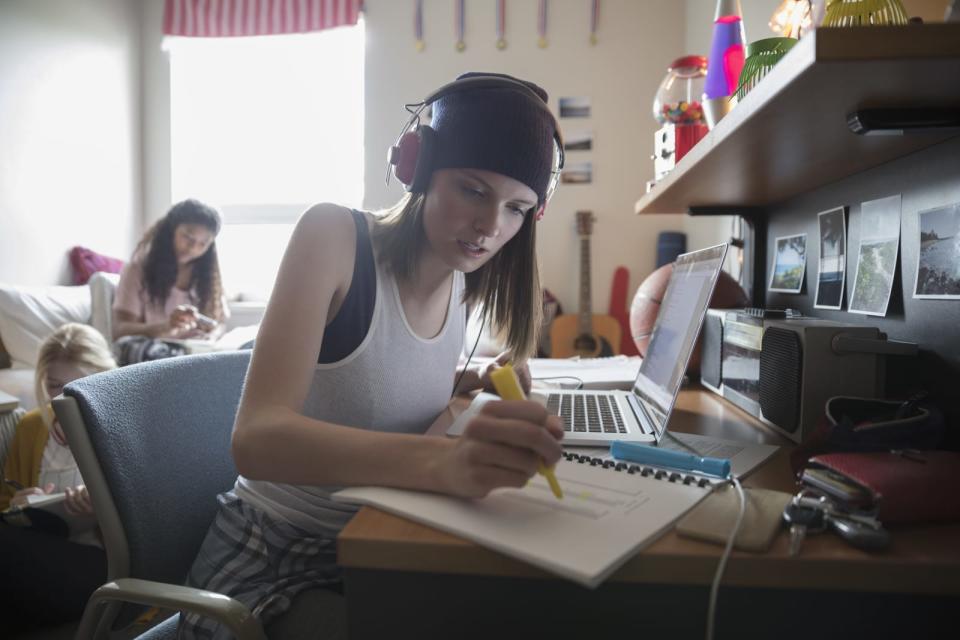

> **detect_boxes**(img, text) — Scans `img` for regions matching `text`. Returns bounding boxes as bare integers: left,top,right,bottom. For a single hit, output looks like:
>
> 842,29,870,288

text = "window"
169,25,364,300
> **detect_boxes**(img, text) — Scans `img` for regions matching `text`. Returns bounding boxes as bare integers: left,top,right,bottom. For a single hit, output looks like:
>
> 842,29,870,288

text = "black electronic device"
701,309,917,443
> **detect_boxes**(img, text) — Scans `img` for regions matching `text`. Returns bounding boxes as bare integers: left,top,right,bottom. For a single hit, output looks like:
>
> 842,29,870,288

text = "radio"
701,309,917,442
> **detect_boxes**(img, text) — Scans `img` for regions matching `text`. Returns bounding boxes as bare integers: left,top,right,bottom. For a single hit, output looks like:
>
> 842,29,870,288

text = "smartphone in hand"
195,312,218,331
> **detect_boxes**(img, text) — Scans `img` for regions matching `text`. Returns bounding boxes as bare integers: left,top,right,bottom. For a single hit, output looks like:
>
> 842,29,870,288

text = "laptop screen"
632,244,728,439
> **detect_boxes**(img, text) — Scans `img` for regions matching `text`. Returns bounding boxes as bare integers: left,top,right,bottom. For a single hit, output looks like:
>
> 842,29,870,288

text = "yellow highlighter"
488,364,564,500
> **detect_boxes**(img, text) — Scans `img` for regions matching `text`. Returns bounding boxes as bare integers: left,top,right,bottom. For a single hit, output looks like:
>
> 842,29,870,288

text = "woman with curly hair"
112,199,229,362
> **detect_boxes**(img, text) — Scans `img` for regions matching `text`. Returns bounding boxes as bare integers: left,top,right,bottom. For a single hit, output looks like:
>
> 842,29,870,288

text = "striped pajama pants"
177,491,342,640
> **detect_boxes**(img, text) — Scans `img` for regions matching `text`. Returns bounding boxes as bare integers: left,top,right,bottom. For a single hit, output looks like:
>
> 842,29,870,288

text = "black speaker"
700,311,896,443
759,327,803,434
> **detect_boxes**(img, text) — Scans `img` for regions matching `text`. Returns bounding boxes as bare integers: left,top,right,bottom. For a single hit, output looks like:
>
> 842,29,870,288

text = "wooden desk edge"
339,507,960,595
339,388,960,595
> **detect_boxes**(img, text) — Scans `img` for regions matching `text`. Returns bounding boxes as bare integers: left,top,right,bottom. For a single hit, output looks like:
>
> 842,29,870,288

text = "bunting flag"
537,0,548,48
590,0,599,45
496,0,507,50
163,0,363,37
455,0,466,51
414,0,425,51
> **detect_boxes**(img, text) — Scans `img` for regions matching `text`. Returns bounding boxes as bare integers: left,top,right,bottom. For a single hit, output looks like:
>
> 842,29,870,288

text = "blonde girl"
0,322,116,633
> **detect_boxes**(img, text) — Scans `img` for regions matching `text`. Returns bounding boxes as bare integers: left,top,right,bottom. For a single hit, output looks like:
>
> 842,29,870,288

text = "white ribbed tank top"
235,219,466,535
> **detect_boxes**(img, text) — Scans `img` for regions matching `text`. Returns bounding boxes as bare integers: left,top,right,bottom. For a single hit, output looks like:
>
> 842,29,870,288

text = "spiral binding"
560,451,713,488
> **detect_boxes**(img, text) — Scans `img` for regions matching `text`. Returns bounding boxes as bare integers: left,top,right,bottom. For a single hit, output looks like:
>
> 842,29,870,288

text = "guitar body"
550,313,622,358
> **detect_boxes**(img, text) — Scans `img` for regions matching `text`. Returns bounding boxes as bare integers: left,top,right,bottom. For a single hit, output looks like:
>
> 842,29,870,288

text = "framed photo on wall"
815,207,847,309
849,195,901,316
914,202,960,299
769,233,807,294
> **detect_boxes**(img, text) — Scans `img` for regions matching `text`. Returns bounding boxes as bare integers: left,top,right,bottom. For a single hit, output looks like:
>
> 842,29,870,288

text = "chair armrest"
76,578,267,640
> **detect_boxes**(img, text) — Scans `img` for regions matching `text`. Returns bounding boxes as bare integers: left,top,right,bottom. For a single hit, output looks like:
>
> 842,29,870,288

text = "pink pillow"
69,246,125,285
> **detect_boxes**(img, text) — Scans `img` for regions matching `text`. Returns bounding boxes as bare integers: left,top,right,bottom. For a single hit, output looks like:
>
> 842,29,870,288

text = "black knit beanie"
430,72,558,204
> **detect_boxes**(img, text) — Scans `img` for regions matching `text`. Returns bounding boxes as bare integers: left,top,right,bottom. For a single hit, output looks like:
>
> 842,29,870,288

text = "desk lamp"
703,0,746,129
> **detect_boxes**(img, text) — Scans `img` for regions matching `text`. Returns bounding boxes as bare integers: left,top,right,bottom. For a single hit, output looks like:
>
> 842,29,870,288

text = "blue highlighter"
611,441,731,478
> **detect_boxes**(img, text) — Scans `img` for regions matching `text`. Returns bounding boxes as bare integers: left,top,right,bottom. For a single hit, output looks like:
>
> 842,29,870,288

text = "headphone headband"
387,74,565,209
419,76,560,131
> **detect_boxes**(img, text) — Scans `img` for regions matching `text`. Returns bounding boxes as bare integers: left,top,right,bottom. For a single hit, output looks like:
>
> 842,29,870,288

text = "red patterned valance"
163,0,363,37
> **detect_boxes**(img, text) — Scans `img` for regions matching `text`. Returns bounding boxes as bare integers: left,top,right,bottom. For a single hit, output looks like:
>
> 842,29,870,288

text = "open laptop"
448,243,728,447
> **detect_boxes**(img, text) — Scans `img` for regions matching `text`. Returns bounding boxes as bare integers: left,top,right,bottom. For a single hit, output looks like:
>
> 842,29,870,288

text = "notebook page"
334,457,710,588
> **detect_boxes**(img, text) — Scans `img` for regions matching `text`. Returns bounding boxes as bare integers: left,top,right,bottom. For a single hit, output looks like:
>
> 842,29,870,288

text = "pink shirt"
113,260,201,325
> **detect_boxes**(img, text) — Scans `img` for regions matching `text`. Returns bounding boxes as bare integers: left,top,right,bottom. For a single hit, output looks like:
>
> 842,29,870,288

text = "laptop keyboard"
546,393,627,434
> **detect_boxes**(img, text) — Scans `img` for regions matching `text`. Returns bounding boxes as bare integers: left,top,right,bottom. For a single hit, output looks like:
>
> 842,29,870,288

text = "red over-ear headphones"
385,75,564,218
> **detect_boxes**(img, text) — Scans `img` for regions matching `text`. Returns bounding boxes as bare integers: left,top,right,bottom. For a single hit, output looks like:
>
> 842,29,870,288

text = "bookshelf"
635,24,960,216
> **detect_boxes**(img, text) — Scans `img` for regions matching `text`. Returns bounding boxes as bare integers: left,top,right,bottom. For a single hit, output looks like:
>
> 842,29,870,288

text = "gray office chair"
52,349,314,640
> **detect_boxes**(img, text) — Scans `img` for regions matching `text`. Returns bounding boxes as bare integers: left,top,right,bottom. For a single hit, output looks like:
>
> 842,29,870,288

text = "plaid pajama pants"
177,491,342,640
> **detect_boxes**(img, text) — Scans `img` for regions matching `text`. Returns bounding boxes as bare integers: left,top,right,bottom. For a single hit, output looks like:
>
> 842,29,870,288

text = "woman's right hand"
168,305,199,334
170,304,199,329
434,400,563,499
10,483,56,508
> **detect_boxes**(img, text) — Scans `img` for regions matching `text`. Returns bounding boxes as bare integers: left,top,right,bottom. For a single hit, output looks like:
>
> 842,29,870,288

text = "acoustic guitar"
549,211,622,358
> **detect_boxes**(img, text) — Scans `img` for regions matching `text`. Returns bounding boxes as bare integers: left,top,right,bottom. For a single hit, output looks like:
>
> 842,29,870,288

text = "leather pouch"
806,451,960,525
791,395,944,474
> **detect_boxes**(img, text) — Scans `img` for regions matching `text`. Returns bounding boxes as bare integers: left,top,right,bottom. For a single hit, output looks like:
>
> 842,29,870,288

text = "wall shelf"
635,24,960,215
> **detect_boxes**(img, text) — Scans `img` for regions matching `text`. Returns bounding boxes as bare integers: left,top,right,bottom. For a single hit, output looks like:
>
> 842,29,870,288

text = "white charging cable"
705,474,746,640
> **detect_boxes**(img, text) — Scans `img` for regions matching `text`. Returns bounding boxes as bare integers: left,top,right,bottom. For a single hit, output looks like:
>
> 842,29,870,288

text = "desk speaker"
701,310,914,443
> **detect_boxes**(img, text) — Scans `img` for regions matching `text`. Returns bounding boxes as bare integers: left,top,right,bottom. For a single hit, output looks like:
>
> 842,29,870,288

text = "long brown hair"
373,193,542,360
135,199,225,321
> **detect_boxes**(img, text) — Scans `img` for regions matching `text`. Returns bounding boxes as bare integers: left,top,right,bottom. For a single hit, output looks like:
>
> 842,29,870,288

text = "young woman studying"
179,72,566,639
0,322,117,633
112,198,229,363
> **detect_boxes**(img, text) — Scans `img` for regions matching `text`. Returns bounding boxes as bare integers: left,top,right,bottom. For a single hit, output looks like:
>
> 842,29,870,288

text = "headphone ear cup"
392,130,421,187
409,125,437,193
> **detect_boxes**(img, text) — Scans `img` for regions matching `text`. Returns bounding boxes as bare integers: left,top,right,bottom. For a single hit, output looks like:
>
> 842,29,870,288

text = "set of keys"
782,491,891,555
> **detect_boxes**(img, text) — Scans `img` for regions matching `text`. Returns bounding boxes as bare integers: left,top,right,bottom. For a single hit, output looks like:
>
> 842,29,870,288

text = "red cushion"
69,246,125,285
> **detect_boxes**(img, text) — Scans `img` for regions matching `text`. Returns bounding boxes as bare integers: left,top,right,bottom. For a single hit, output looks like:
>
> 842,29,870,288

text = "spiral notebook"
333,451,718,588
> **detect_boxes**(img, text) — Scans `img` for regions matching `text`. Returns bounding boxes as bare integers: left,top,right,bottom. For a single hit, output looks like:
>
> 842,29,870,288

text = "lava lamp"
703,0,746,129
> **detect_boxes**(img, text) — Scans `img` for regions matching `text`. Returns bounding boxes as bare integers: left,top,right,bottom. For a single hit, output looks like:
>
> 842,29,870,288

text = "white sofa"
0,272,119,411
0,274,264,411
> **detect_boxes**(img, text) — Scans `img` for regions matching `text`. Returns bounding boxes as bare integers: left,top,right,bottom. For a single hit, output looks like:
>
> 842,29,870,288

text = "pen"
4,479,25,491
610,441,731,478
488,364,564,500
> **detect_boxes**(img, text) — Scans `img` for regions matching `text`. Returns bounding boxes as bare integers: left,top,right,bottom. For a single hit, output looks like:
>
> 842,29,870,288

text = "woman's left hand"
64,485,95,517
480,352,532,395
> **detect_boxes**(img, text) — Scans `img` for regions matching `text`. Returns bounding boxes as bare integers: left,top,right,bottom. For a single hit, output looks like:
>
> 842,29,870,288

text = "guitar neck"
579,235,592,335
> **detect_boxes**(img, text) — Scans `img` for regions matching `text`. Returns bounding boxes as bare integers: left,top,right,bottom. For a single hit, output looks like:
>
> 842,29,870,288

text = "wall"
362,0,688,316
0,0,141,286
764,136,960,430
139,0,173,227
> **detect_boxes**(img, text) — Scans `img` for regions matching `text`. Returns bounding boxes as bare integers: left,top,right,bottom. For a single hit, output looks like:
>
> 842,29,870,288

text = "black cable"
452,313,486,398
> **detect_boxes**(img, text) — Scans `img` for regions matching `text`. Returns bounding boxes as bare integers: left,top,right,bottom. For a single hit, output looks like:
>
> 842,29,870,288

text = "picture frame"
769,233,807,294
814,207,847,309
849,195,901,316
913,202,960,299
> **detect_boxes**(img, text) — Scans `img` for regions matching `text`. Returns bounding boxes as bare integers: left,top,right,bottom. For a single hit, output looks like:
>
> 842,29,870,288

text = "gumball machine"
652,56,709,181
